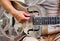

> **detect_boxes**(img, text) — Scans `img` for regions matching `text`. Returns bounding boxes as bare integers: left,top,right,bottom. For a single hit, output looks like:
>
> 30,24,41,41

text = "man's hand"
13,11,31,23
0,0,31,23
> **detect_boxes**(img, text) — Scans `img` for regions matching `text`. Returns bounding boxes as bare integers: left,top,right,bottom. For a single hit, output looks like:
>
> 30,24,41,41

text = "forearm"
0,0,17,15
11,1,27,12
0,0,27,15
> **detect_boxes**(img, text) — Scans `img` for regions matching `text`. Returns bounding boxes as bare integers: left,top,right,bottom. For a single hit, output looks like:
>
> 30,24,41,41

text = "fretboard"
32,17,60,25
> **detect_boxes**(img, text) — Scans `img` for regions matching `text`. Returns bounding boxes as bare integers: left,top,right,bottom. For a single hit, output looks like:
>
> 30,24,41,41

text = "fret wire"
42,17,60,25
33,17,60,25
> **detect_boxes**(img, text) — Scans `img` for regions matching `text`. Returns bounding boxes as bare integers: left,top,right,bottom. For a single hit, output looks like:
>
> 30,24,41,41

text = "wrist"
10,8,18,15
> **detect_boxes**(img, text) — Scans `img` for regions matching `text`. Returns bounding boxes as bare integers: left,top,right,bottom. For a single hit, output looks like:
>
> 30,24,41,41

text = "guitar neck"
33,17,60,25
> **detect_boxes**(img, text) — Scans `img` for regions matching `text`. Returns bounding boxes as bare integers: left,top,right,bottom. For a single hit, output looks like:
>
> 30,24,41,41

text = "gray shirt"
25,0,59,17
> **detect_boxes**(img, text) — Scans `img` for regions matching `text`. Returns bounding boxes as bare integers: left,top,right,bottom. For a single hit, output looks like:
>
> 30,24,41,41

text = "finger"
18,14,30,23
24,13,31,17
21,17,30,23
21,14,30,20
24,17,30,20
